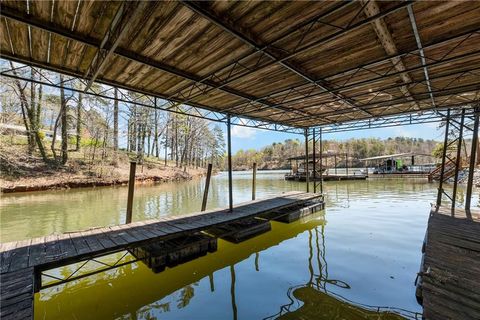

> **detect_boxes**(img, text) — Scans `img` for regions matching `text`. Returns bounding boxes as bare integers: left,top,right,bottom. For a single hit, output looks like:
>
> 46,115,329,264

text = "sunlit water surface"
1,170,475,319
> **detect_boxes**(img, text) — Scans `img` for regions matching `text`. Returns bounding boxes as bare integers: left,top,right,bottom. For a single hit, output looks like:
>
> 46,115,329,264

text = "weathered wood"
201,163,213,211
0,192,322,320
126,161,136,224
421,205,480,320
0,267,34,320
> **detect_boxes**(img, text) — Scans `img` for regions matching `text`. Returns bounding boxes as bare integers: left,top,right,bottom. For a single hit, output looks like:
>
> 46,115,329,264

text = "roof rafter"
84,1,145,91
0,4,321,123
180,0,374,117
360,0,420,110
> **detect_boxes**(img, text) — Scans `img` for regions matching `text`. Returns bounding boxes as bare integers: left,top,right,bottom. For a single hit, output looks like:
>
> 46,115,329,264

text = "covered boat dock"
1,1,479,319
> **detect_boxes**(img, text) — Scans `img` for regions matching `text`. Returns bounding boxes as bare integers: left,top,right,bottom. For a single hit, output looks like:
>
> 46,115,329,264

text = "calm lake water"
0,170,474,319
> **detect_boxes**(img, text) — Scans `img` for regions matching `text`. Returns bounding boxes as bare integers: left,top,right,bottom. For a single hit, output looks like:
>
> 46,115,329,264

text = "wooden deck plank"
69,233,91,255
422,205,480,320
0,192,321,320
0,267,34,320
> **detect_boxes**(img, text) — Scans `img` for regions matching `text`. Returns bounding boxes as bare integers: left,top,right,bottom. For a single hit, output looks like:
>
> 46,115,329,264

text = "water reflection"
4,171,475,319
35,207,422,319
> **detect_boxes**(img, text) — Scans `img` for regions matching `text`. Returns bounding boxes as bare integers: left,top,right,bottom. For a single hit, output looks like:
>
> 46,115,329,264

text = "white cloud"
231,126,256,139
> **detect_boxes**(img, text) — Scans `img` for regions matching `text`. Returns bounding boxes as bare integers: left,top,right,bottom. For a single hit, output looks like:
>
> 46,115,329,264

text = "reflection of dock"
285,174,367,182
0,191,322,320
34,208,327,319
369,172,430,179
419,206,480,320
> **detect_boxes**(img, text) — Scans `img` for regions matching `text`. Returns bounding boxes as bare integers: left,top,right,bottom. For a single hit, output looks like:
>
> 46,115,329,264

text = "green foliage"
68,136,77,145
37,131,45,141
81,137,102,148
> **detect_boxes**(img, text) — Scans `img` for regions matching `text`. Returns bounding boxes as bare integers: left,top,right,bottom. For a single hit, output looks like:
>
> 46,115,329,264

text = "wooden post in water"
201,163,213,211
345,153,349,176
252,162,257,200
126,161,136,224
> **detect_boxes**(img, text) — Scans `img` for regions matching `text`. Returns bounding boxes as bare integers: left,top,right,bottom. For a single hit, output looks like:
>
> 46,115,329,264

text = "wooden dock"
0,191,321,320
420,205,480,320
285,174,367,182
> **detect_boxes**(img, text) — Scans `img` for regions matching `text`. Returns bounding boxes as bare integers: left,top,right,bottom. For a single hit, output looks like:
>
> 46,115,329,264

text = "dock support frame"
305,128,309,192
227,115,233,212
435,107,478,214
252,162,257,200
465,106,479,212
312,127,323,194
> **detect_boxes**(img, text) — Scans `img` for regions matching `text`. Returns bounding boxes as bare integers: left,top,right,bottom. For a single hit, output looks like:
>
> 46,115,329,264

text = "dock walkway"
422,206,480,320
0,191,321,320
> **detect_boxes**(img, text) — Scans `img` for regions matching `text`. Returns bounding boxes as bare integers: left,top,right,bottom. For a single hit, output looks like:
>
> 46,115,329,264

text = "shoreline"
1,173,202,194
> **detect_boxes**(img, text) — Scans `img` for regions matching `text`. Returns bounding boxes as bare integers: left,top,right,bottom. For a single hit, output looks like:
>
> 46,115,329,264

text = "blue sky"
227,122,443,153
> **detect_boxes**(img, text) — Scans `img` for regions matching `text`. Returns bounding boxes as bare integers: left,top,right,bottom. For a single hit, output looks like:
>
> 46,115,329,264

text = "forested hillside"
232,137,440,170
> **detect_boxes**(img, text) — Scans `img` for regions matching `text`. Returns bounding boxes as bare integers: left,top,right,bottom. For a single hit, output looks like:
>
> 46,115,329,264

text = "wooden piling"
201,163,213,211
252,163,257,200
126,161,136,224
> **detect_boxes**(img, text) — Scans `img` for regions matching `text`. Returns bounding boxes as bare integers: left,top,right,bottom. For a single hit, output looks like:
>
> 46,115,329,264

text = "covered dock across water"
1,1,480,319
360,152,435,177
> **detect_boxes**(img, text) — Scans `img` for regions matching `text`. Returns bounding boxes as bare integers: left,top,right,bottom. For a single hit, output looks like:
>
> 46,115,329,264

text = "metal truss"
435,107,479,213
38,250,137,291
312,128,323,194
315,108,477,134
0,0,414,127
0,60,304,134
226,28,480,123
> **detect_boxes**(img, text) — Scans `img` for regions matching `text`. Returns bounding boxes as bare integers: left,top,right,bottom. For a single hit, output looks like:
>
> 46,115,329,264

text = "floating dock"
419,205,480,320
0,191,322,320
285,174,367,182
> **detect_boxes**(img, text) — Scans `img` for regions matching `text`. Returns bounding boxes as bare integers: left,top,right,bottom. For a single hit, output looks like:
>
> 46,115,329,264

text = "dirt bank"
0,145,205,193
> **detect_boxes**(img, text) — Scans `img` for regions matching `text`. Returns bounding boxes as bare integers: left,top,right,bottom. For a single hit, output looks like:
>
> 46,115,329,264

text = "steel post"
451,109,465,211
465,107,479,212
436,109,451,209
305,128,309,192
227,115,233,212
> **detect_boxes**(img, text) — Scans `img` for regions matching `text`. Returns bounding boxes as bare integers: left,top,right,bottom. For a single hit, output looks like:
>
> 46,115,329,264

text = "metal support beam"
227,115,233,212
84,1,144,91
465,107,479,212
319,128,323,194
305,128,309,192
407,4,436,110
313,128,317,193
361,0,419,110
252,163,257,201
451,109,465,212
181,1,373,117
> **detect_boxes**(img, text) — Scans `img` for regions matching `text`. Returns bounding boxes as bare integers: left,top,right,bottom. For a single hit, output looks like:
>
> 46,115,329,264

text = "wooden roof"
1,1,479,128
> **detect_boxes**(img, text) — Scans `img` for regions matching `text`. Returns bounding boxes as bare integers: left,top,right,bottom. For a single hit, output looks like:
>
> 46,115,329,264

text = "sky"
226,121,444,153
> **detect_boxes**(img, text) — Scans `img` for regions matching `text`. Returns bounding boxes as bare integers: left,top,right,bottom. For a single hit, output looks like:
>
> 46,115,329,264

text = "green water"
0,171,473,319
